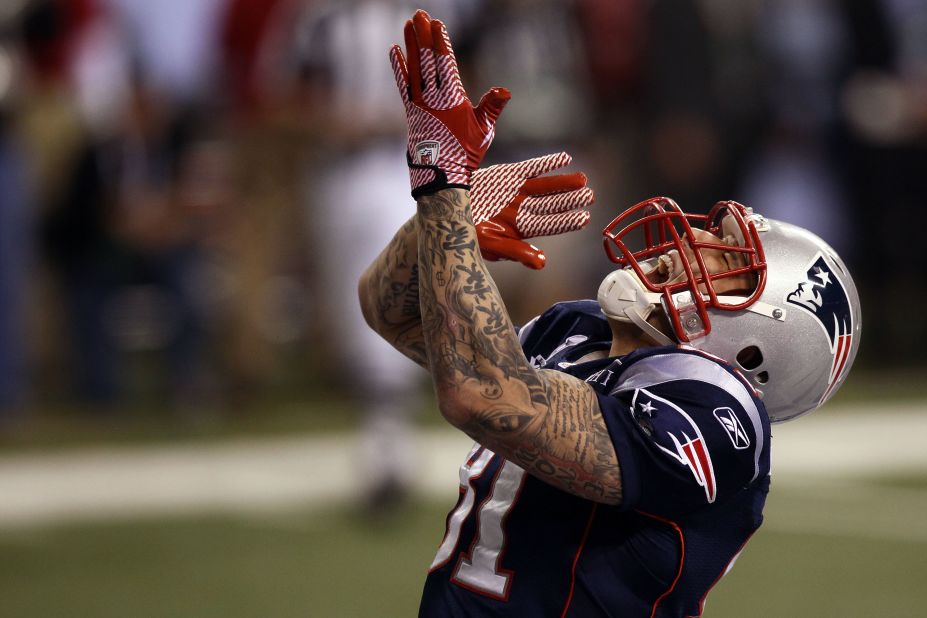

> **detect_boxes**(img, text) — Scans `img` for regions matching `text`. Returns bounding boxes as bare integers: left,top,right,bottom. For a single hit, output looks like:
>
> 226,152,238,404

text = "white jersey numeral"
430,445,494,569
430,445,527,599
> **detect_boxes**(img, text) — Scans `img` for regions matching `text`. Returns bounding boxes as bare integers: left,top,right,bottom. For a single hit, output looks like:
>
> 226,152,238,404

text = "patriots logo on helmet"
632,388,717,503
786,254,854,403
415,140,440,166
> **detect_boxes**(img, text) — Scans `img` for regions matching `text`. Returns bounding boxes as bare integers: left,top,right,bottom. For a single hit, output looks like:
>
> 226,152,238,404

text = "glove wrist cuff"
407,151,471,198
412,182,471,199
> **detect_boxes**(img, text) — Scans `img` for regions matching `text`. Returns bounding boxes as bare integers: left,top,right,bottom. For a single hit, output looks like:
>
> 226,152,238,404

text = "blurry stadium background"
0,0,925,616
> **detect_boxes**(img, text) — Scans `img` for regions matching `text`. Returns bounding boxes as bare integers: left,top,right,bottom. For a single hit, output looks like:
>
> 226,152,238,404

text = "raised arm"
385,10,620,503
358,216,427,367
416,189,621,504
358,153,595,366
364,10,593,368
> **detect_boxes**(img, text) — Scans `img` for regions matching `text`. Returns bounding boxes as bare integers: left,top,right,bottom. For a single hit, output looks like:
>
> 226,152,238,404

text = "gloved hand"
390,10,510,198
471,152,595,269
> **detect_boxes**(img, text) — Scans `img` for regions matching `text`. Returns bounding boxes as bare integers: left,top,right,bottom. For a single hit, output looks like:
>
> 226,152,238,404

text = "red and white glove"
390,10,511,198
472,152,595,270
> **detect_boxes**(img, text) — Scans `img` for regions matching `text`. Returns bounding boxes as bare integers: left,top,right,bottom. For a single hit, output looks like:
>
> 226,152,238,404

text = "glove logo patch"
415,140,440,166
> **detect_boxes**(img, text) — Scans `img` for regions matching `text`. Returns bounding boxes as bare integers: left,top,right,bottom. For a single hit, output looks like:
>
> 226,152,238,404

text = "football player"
359,10,861,616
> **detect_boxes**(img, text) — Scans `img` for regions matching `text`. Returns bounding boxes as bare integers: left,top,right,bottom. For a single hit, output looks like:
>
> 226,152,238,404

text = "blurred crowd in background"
0,0,924,467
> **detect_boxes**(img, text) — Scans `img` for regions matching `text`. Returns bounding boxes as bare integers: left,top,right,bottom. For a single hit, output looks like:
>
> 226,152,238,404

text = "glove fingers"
403,19,423,101
479,234,547,269
471,153,576,225
412,11,440,99
474,87,511,128
522,187,595,215
429,19,466,106
515,151,572,178
412,10,434,47
431,19,450,54
517,209,592,239
389,45,410,104
497,151,572,181
522,172,587,197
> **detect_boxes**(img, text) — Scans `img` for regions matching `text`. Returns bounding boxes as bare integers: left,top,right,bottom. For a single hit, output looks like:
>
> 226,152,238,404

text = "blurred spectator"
829,0,927,363
39,131,121,403
636,0,728,210
465,0,599,322
17,0,105,400
472,0,593,145
100,0,227,106
741,0,852,252
15,0,224,409
0,0,923,434
571,0,762,297
40,75,222,407
293,0,475,513
0,108,31,417
108,83,223,410
0,7,29,420
574,0,647,123
216,0,312,397
741,136,851,255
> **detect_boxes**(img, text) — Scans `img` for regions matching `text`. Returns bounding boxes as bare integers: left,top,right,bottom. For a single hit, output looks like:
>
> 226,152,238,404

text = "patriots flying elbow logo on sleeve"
632,388,717,503
786,254,854,403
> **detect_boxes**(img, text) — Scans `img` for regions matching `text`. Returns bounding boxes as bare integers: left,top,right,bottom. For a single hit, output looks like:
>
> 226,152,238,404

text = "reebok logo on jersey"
415,140,440,165
714,407,750,450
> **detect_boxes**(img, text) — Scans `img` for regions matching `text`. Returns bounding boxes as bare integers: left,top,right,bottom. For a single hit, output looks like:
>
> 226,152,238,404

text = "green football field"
1,477,925,618
1,373,925,617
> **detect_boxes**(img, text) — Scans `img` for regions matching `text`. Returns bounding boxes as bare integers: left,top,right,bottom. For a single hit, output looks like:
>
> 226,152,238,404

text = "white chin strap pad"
597,269,675,346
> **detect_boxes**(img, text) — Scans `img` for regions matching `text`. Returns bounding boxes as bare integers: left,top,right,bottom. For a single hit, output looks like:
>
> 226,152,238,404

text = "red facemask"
602,197,768,341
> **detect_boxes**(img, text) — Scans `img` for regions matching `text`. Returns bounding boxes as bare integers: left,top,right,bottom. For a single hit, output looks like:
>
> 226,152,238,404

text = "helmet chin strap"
597,269,676,346
597,268,789,348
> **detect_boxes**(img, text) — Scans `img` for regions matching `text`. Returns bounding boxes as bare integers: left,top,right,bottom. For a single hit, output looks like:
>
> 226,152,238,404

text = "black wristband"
408,152,470,199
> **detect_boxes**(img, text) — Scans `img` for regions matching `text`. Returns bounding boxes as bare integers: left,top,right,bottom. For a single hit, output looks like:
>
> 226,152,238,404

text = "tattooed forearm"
415,189,622,504
359,216,428,367
459,370,621,503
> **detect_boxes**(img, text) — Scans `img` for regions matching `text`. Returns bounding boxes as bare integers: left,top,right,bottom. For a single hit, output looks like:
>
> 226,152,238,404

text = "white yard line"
0,403,924,530
0,431,470,528
770,402,927,479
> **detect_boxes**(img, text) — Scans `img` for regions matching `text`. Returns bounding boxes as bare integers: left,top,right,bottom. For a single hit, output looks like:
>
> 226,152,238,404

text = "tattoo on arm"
416,189,622,504
361,216,428,367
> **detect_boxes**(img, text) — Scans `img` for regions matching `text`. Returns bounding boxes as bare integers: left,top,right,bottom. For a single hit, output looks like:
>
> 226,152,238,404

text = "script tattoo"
365,217,428,367
416,190,622,504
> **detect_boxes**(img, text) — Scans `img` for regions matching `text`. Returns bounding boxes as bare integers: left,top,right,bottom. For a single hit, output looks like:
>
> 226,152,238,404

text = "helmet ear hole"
756,371,769,384
736,345,763,370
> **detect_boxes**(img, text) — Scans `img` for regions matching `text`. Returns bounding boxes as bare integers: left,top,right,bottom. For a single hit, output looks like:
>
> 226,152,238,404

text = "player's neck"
607,317,674,357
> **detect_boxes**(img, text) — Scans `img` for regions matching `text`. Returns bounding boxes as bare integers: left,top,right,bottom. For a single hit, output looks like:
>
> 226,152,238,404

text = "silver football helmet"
598,197,861,422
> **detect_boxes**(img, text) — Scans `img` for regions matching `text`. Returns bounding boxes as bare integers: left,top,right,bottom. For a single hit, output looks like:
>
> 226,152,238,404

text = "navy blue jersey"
419,300,771,617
